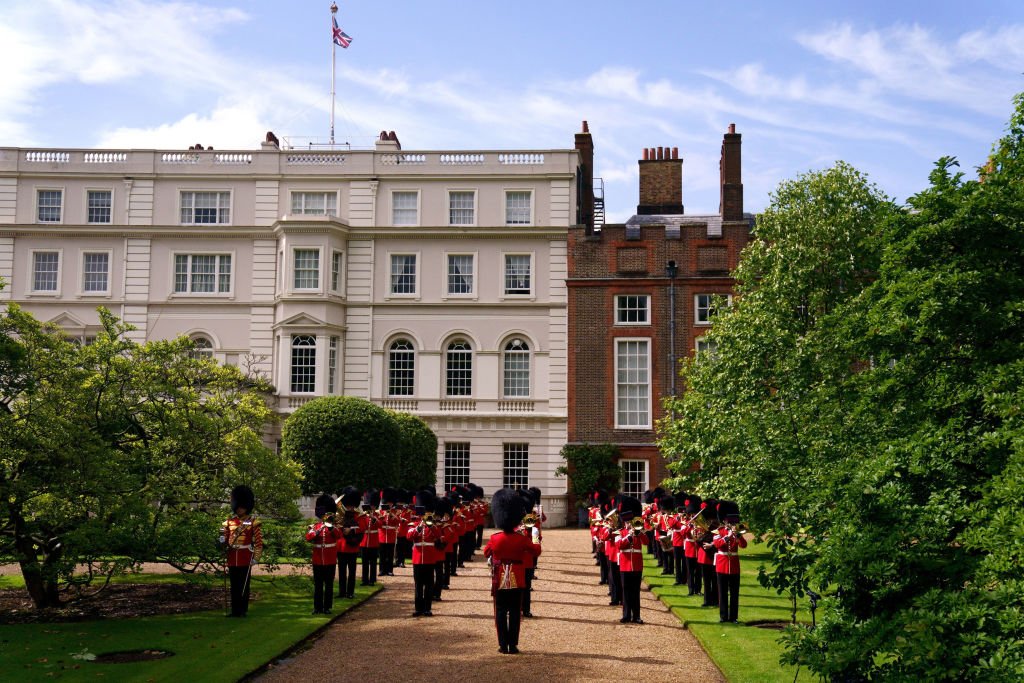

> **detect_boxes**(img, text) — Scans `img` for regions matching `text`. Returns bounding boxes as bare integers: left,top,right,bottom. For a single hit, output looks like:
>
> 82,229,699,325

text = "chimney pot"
643,148,649,161
729,123,736,134
658,146,664,160
582,120,589,133
672,147,679,159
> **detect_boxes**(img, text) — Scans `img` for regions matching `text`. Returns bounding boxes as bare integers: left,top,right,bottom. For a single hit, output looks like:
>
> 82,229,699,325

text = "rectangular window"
180,191,230,225
392,191,419,226
505,190,531,225
82,252,109,293
328,336,338,394
390,254,417,295
173,254,232,294
620,460,648,498
695,293,731,325
290,336,317,393
449,191,475,225
444,443,471,489
615,295,650,325
37,190,62,223
502,443,530,489
447,254,474,295
504,254,532,295
290,191,337,216
615,339,651,428
331,251,343,292
696,337,719,359
87,190,112,224
32,251,59,292
293,249,320,290
388,340,416,396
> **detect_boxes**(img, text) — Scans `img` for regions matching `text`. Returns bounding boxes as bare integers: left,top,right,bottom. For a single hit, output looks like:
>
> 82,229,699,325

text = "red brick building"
567,125,751,499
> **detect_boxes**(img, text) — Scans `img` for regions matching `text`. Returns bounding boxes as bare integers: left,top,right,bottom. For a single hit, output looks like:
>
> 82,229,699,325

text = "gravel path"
259,528,723,683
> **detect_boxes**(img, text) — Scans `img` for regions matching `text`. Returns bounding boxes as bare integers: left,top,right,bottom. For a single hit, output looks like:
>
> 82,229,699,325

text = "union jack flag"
332,16,352,48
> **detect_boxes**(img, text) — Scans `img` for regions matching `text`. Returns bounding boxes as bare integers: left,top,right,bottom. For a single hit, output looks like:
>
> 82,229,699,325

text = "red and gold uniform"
485,526,541,654
221,485,261,617
306,515,340,614
713,524,748,622
616,523,648,623
360,510,381,586
337,507,368,599
377,508,399,576
407,516,442,615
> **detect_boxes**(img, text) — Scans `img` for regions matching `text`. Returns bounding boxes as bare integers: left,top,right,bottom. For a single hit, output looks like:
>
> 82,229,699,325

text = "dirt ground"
258,528,723,683
0,583,224,624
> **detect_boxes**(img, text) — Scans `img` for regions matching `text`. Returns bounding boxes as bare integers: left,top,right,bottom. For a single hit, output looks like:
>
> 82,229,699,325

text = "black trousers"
701,562,718,606
621,570,642,621
494,588,524,650
647,530,656,555
475,525,483,549
522,567,535,614
361,547,379,584
433,561,446,598
379,543,395,575
673,547,687,584
446,551,458,580
460,532,474,563
396,537,411,567
598,549,608,584
337,552,357,597
312,563,335,612
228,565,251,616
687,556,701,594
413,563,434,614
717,572,740,622
609,563,621,604
661,542,675,574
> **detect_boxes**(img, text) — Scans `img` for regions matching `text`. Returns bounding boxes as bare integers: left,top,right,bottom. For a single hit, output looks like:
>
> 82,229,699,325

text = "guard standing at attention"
485,488,542,655
220,485,263,617
306,494,340,614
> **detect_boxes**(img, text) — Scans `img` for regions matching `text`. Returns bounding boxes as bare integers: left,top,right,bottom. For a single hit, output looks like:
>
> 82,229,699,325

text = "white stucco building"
0,132,577,524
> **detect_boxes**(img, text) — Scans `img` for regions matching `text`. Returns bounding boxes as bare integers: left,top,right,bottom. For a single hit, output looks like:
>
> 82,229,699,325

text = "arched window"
290,335,316,393
388,339,415,396
502,338,530,397
445,340,473,396
189,336,215,361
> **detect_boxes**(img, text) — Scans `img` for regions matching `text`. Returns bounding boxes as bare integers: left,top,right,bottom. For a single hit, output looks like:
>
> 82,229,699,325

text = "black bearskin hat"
362,489,380,508
642,489,655,505
517,488,535,512
340,489,361,508
491,488,527,532
413,489,437,514
434,496,453,518
381,487,398,508
618,494,643,522
230,485,255,515
718,500,741,523
659,495,676,512
701,498,719,523
315,494,337,518
527,486,542,507
684,494,702,515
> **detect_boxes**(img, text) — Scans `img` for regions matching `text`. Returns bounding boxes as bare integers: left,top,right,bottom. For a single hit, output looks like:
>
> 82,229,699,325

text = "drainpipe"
666,260,678,416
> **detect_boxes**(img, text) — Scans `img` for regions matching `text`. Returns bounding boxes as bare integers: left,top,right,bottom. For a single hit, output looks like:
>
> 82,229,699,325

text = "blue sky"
2,0,1022,221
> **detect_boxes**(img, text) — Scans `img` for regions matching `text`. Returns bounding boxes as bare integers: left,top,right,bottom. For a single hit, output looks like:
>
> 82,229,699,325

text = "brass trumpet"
522,513,538,528
420,512,435,527
629,517,646,532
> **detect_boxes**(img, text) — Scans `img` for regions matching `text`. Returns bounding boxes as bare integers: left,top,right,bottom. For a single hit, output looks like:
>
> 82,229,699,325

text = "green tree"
556,443,623,506
0,307,301,608
390,411,438,489
282,396,401,494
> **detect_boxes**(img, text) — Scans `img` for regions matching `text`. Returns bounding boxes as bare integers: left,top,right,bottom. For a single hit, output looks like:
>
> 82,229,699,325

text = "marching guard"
713,500,748,623
306,494,340,614
407,490,441,616
697,498,720,608
485,488,542,655
336,489,367,599
616,495,647,624
220,485,263,617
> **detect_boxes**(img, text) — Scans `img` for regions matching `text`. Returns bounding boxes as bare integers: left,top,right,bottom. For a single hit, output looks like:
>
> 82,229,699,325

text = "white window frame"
695,293,733,325
79,249,113,296
291,247,322,292
85,188,113,225
502,337,531,398
614,337,652,429
36,188,64,224
290,190,339,217
171,251,235,297
502,443,530,489
387,338,416,397
328,336,339,394
501,252,535,298
330,249,344,294
290,335,317,394
695,336,719,358
444,252,477,298
28,248,62,296
614,294,651,326
391,190,420,227
620,459,649,499
388,252,420,298
179,190,232,226
444,442,472,489
504,189,533,226
444,339,473,397
447,189,477,227
189,335,216,361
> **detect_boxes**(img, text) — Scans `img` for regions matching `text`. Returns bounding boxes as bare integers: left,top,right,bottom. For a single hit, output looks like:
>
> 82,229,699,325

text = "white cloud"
95,100,270,150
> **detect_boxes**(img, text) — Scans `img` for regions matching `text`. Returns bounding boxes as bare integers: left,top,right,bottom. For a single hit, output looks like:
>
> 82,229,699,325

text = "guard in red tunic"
377,488,400,577
220,485,263,617
406,490,441,617
667,495,688,586
616,495,648,624
697,498,720,608
682,495,703,595
713,500,748,623
472,483,488,550
360,490,382,586
306,494,341,614
395,490,413,569
485,488,541,655
336,488,368,599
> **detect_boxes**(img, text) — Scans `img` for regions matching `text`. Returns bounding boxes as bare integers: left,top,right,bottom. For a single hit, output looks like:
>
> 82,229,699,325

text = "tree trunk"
13,514,62,608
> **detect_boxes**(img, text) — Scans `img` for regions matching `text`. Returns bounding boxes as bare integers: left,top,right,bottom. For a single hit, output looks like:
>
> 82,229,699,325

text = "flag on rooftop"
332,16,352,48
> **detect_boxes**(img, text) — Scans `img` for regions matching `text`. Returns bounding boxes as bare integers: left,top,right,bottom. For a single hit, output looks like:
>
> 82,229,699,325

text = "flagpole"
330,2,338,146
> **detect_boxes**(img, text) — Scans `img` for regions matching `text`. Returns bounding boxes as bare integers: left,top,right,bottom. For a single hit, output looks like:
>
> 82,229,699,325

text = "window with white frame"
32,251,60,292
447,254,474,295
448,191,475,225
504,254,532,295
503,443,529,489
695,293,731,325
502,338,530,398
444,443,471,489
695,336,718,358
328,336,339,394
290,335,317,393
331,251,343,292
388,339,415,396
291,191,337,216
505,190,532,225
37,190,62,223
82,252,110,294
180,191,230,225
615,339,651,428
293,249,320,290
174,254,232,294
615,295,650,325
620,460,648,498
390,254,417,295
189,336,215,361
87,190,112,224
445,340,473,396
392,191,418,226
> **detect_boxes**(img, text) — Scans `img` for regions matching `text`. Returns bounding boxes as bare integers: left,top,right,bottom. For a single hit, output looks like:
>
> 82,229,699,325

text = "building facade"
0,132,578,524
567,125,751,501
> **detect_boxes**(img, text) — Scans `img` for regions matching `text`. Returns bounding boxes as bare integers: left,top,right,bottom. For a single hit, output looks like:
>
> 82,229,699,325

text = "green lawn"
0,572,381,681
644,548,815,683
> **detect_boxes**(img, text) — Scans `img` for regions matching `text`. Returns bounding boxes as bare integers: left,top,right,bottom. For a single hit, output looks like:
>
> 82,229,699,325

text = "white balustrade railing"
439,153,484,165
498,153,545,165
160,153,201,164
498,400,535,413
287,396,314,409
379,153,426,165
439,399,477,412
214,153,252,164
286,153,347,165
381,399,419,411
25,151,70,163
84,152,127,163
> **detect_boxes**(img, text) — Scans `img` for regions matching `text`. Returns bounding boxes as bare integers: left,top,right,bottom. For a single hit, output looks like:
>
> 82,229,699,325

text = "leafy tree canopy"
389,410,438,489
556,443,622,507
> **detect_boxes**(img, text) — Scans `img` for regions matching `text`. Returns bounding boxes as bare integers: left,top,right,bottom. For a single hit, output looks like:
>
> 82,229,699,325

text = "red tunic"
305,521,341,565
712,527,748,575
360,513,381,549
377,510,399,545
484,530,541,591
669,515,686,548
616,529,648,572
223,515,263,567
406,521,443,564
339,511,369,554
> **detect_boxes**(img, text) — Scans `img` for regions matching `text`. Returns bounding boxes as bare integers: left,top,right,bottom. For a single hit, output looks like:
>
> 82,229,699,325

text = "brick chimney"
575,120,595,235
637,145,683,215
719,124,743,221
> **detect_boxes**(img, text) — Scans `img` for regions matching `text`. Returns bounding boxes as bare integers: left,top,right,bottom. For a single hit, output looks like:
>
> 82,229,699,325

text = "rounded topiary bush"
389,411,438,488
282,396,401,494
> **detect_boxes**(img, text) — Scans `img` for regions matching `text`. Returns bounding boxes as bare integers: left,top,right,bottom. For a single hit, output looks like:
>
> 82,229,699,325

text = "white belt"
718,551,739,556
229,544,252,550
621,549,643,554
414,542,433,547
312,543,337,548
383,526,397,530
